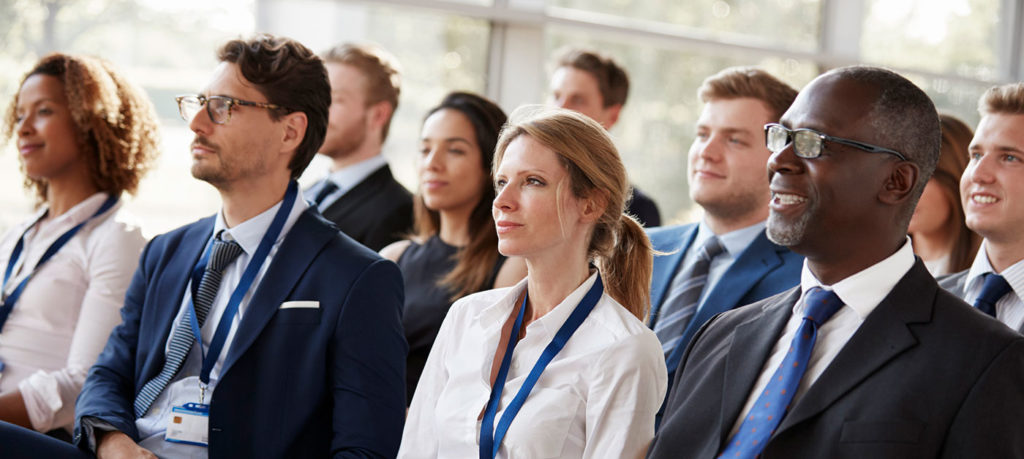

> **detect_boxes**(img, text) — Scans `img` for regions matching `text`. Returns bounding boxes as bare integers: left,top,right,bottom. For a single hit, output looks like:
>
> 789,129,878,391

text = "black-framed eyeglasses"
764,123,907,161
175,94,284,125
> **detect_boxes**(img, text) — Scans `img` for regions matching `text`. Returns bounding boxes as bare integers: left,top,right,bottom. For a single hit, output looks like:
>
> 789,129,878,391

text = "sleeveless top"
397,235,506,404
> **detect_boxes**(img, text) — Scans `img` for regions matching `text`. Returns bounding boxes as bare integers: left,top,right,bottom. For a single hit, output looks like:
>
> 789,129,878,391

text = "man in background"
549,47,662,226
308,43,413,251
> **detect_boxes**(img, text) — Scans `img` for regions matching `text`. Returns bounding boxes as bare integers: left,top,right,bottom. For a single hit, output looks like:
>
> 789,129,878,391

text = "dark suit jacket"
629,185,661,227
320,165,413,252
74,208,408,458
649,261,1024,458
939,268,1024,334
647,223,802,383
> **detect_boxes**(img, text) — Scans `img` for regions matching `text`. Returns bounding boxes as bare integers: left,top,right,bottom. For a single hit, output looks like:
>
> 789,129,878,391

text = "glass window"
861,0,1001,80
550,0,823,51
547,27,818,224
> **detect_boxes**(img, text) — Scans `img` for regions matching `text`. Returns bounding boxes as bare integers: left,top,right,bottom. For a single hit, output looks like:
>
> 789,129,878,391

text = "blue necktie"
134,233,244,418
719,287,844,458
312,181,339,206
654,236,725,356
975,273,1012,318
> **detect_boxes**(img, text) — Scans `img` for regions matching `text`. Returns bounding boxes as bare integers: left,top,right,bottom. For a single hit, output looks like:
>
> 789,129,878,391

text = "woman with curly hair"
0,53,159,436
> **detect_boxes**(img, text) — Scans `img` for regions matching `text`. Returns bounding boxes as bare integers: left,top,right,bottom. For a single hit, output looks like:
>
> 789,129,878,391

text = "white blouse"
0,193,146,432
400,273,667,459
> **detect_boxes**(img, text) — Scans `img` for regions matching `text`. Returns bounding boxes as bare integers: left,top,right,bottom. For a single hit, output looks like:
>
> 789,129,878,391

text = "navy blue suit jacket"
648,223,802,382
74,208,408,458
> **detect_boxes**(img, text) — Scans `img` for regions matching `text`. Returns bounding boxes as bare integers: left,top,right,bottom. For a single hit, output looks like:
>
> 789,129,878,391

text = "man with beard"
0,35,407,458
308,43,413,251
648,66,1024,458
647,68,802,397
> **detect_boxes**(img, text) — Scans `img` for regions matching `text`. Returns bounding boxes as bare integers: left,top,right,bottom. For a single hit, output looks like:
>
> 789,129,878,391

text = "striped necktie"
654,236,725,356
134,233,244,417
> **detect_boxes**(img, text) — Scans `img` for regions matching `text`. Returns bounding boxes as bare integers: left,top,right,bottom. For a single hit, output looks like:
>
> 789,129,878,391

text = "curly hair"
3,53,160,205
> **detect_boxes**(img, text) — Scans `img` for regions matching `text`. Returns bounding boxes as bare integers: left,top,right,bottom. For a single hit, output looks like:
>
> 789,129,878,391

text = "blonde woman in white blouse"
400,107,667,458
0,53,158,435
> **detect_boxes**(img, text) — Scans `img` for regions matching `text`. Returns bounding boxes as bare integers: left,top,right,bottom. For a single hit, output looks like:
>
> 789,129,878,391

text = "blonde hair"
4,54,160,206
978,82,1024,116
494,107,652,320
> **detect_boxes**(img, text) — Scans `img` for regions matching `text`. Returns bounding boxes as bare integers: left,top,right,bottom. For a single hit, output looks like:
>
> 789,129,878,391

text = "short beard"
767,207,812,247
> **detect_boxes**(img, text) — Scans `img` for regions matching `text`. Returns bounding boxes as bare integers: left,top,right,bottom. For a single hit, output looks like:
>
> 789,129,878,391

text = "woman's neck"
522,248,591,326
46,176,100,217
911,228,953,262
438,206,473,247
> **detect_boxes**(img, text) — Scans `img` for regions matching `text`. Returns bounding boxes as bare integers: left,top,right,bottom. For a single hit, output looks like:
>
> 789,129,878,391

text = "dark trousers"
0,421,88,458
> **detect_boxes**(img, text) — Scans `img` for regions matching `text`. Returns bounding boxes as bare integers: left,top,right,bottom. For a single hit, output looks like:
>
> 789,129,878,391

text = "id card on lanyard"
478,274,603,459
0,195,118,380
164,181,297,447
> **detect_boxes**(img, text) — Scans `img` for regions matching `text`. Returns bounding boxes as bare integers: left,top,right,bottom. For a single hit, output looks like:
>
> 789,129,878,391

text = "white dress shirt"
135,190,308,458
0,193,145,432
684,221,765,314
729,239,915,438
310,154,387,211
962,241,1024,331
400,273,667,459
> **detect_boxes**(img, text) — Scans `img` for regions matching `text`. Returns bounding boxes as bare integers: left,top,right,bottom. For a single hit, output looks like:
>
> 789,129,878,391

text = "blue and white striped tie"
133,233,244,418
654,236,725,356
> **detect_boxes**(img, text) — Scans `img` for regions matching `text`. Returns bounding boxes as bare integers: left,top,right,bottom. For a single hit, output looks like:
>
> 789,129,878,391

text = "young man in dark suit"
649,66,1024,458
6,35,407,459
939,83,1024,333
308,43,413,251
647,68,803,392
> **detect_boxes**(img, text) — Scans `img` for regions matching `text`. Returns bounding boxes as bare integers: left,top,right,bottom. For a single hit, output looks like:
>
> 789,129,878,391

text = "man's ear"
279,111,308,159
601,104,623,130
879,161,919,205
367,101,394,135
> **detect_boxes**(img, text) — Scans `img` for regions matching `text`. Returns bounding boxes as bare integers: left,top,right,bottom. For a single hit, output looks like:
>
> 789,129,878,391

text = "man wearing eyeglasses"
939,83,1024,334
11,35,408,459
646,68,803,408
648,66,1024,458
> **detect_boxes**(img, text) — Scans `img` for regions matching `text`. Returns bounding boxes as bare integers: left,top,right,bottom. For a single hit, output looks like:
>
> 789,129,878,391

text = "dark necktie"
719,287,844,458
975,273,1012,318
654,236,725,356
312,181,339,206
134,233,244,417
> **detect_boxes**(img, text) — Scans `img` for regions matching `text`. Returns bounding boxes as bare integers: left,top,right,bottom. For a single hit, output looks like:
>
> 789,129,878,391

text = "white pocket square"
279,301,319,309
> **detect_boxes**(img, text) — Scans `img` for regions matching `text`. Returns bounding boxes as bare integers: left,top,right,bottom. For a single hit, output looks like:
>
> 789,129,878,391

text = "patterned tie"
719,287,844,458
654,236,725,356
312,180,339,206
133,233,244,418
974,273,1012,318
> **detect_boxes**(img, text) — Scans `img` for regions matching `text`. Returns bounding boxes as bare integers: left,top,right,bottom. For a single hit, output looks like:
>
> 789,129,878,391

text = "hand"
96,430,157,459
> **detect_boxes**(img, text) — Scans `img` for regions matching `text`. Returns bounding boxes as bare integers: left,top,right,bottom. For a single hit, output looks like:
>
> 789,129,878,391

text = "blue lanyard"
479,274,604,459
0,194,119,332
187,181,297,392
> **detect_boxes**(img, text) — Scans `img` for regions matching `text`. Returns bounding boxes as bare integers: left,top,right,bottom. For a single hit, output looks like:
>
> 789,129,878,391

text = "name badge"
165,402,209,447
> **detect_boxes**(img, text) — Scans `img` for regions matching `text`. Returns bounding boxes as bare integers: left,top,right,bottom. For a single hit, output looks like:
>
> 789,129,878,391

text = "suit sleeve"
73,238,157,447
331,258,408,458
941,338,1024,458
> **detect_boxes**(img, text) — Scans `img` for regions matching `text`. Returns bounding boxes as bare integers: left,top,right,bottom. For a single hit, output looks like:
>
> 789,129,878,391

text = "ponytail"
597,213,652,321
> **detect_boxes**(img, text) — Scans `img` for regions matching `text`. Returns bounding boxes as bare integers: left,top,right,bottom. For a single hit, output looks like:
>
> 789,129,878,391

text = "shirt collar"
965,240,1024,300
42,192,114,226
475,271,600,342
214,187,309,255
326,154,387,191
798,237,915,319
695,219,766,256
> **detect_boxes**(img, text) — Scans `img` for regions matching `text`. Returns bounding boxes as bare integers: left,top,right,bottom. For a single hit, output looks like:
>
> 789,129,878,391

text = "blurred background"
1,0,1017,236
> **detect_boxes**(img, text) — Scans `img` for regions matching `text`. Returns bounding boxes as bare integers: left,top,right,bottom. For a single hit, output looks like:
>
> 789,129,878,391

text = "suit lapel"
776,262,933,434
718,289,799,445
219,209,334,378
140,219,214,382
667,232,784,370
650,225,698,321
321,166,388,221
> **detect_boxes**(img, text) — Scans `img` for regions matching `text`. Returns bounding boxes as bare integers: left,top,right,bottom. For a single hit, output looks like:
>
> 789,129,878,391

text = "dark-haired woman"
0,53,159,434
381,92,526,403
